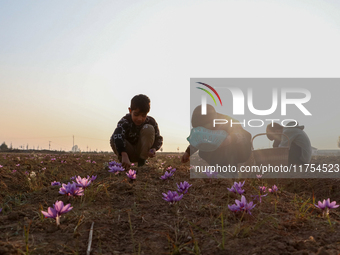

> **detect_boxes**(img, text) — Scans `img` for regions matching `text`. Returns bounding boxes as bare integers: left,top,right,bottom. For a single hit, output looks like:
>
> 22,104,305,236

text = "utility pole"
49,141,51,150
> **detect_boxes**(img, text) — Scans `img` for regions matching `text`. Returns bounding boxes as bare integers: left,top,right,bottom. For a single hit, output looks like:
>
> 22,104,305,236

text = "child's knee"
140,124,155,136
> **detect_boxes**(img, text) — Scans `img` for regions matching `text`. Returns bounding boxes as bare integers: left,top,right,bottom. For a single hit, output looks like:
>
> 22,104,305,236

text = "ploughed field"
0,153,340,255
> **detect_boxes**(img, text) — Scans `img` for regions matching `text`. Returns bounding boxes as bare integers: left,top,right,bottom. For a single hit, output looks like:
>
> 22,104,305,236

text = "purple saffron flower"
12,170,17,173
0,165,3,168
228,204,240,212
259,186,266,194
75,176,92,189
269,185,278,193
59,182,84,196
87,175,97,182
126,170,136,179
108,164,125,174
41,200,73,225
230,195,256,215
251,193,268,203
51,181,61,186
325,198,339,209
177,181,192,194
235,195,248,210
256,175,262,179
167,166,176,173
227,181,245,195
160,171,173,180
162,191,183,204
315,199,327,210
108,161,120,167
70,175,77,180
243,200,256,215
92,161,96,164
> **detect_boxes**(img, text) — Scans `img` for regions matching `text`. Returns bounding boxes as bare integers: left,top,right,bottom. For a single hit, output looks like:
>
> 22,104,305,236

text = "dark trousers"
289,142,304,165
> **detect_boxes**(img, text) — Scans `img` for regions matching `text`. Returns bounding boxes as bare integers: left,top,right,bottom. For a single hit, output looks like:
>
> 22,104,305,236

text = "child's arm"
113,117,131,168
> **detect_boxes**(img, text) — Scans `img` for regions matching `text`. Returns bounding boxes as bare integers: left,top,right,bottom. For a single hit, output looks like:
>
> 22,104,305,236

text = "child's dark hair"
130,94,150,113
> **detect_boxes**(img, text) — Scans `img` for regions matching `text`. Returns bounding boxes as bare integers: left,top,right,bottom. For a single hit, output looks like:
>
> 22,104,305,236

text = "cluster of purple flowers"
228,195,256,215
177,181,192,194
59,182,84,196
160,167,176,180
162,191,183,204
251,186,269,203
227,181,245,195
162,181,192,204
108,161,125,174
315,198,339,217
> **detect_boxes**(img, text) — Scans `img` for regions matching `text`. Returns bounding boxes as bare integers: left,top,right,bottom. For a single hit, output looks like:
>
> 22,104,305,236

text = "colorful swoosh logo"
196,82,223,106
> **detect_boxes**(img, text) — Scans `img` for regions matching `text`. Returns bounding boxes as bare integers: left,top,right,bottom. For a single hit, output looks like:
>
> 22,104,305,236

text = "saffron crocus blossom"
227,181,245,195
75,176,92,189
108,164,125,174
167,166,176,173
0,165,3,168
256,175,262,179
228,204,240,212
229,195,256,215
177,181,192,194
315,199,336,217
315,199,327,210
162,191,183,204
160,171,173,180
87,175,97,182
59,182,84,196
51,181,61,186
126,170,136,179
259,186,266,194
325,198,339,209
251,193,268,203
268,185,278,193
109,161,121,167
41,200,73,225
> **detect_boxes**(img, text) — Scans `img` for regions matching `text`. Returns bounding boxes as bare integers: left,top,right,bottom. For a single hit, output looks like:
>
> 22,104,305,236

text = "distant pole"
49,141,51,150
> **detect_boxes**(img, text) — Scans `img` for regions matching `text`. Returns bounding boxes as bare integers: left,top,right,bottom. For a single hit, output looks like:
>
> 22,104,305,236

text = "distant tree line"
0,142,8,151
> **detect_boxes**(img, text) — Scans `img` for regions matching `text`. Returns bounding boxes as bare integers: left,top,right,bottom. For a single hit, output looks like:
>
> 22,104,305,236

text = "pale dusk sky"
1,0,340,152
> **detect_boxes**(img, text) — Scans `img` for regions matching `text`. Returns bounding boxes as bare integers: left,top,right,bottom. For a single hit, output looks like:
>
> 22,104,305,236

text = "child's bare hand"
121,152,131,170
181,152,190,163
148,148,156,158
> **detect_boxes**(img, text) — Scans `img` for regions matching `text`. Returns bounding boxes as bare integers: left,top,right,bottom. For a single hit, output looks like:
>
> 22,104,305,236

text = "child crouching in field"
266,122,312,165
181,104,252,167
110,94,163,169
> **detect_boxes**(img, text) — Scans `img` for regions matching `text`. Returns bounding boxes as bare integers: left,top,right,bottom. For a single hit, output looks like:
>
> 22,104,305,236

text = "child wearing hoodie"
266,122,312,165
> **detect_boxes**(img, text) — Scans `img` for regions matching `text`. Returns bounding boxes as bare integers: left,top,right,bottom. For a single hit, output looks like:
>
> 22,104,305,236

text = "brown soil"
0,153,340,255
